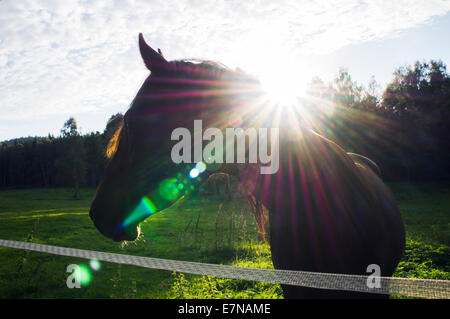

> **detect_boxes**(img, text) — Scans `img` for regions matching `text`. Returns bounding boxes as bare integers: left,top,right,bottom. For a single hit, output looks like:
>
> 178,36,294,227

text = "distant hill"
0,136,51,146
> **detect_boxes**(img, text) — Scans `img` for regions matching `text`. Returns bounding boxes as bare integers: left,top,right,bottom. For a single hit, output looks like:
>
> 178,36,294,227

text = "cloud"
0,0,449,128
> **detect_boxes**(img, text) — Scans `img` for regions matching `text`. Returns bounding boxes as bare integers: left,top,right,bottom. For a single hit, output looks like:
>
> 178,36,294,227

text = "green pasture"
0,184,448,298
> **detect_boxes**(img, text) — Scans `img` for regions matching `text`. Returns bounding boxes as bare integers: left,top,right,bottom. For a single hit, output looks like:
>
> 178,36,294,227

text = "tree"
84,132,107,187
332,68,364,109
381,60,450,180
56,117,86,198
360,76,381,112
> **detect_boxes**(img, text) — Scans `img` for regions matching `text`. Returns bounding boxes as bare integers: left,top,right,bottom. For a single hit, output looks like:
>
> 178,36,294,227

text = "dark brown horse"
90,33,405,298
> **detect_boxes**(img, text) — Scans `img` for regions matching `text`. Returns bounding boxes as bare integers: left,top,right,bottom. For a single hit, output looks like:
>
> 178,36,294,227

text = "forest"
1,59,449,193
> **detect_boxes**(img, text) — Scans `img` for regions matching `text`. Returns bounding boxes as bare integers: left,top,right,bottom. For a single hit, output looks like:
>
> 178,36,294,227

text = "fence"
0,239,448,299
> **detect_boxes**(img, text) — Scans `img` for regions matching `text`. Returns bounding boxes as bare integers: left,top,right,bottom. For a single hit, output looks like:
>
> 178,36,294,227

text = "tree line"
1,59,449,194
306,59,450,182
0,113,123,197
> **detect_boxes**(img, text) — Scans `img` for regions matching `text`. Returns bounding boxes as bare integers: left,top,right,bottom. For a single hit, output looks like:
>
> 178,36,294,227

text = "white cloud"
0,0,449,128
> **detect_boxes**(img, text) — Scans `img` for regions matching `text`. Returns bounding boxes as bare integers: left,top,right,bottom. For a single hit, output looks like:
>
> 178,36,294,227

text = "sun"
228,36,313,122
259,66,308,108
252,57,320,130
242,51,311,109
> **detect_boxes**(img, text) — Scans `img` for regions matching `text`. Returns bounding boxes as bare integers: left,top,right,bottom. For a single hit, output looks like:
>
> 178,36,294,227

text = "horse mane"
167,59,254,85
106,122,123,159
174,59,231,73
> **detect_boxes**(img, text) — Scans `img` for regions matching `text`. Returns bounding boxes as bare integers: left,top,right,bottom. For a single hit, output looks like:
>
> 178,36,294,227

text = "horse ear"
138,33,169,72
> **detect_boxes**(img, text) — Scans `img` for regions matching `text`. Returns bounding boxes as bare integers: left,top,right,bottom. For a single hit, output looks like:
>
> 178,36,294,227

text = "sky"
1,0,450,141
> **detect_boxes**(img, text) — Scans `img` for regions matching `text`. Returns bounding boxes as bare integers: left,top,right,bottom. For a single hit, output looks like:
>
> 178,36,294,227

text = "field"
0,184,448,299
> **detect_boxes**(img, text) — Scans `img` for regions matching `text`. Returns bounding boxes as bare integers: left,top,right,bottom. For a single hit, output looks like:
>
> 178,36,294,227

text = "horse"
201,172,232,200
89,33,405,298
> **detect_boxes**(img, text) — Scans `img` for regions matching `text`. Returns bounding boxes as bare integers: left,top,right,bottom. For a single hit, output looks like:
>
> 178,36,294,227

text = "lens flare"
195,161,207,173
159,178,180,200
74,264,92,286
189,168,200,178
89,259,101,271
120,196,157,231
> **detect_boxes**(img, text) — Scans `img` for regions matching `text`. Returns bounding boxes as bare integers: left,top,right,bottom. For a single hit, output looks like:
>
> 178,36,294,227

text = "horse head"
89,33,262,241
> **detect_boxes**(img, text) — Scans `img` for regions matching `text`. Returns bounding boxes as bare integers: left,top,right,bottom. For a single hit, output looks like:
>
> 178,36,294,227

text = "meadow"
0,183,448,299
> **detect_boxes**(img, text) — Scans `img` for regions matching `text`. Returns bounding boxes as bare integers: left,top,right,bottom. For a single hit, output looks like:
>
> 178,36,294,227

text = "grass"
389,183,450,283
0,183,448,298
0,188,277,298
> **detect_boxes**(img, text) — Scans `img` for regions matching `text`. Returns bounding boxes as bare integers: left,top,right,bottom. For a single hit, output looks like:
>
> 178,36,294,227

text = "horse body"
251,128,405,298
89,34,405,298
